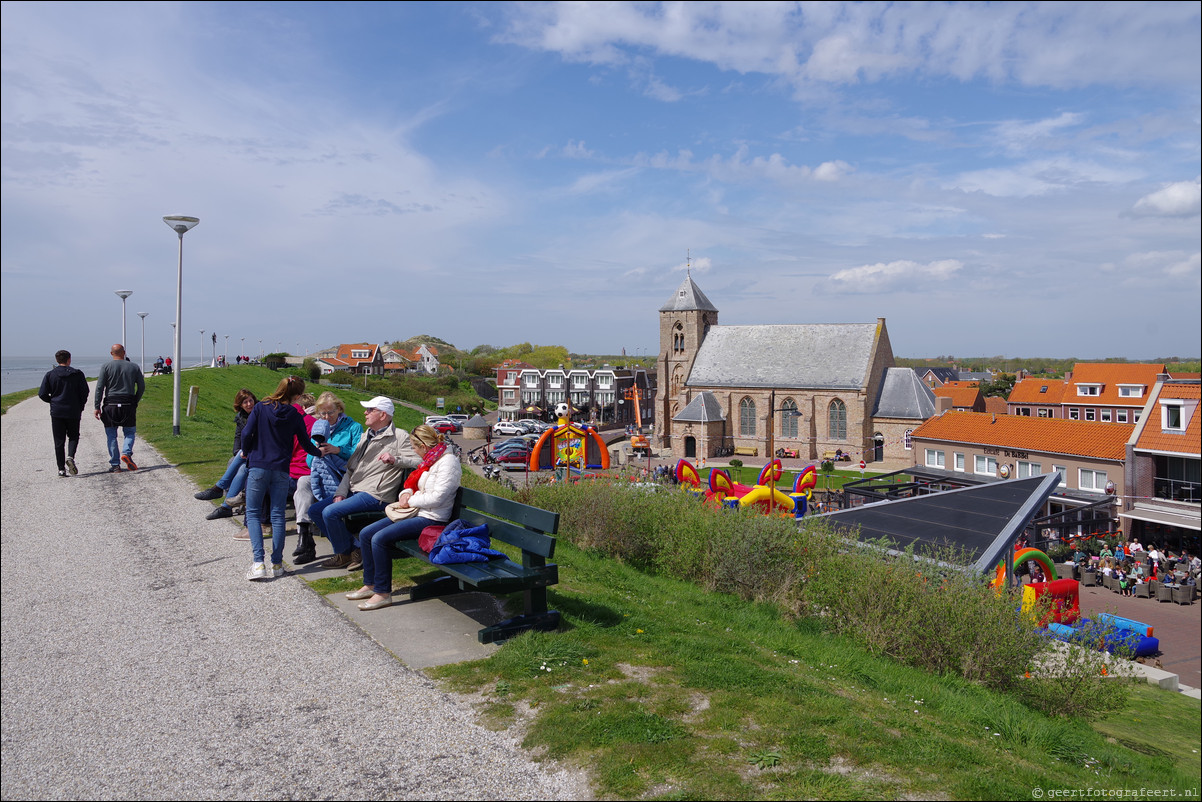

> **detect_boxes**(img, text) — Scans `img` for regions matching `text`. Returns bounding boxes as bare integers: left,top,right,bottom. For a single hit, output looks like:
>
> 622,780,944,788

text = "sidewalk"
0,393,589,800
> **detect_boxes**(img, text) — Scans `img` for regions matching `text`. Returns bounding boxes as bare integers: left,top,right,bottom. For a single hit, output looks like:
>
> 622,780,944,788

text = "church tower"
656,273,718,448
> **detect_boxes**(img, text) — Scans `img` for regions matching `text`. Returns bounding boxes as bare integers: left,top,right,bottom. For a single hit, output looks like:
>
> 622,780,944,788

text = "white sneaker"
271,563,285,578
246,562,269,581
64,455,78,476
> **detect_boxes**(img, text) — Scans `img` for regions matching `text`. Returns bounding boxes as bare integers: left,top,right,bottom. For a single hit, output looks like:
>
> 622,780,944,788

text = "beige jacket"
336,423,421,503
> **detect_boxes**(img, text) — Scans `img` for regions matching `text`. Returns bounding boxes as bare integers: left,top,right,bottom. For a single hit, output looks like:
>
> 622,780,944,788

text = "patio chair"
1156,584,1175,603
1172,585,1196,605
1134,583,1151,598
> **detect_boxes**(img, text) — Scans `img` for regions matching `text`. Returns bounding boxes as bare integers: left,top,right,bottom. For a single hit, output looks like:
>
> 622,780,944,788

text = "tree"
979,372,1017,398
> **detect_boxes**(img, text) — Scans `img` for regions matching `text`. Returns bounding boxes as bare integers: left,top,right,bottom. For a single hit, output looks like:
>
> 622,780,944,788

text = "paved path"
1,393,590,800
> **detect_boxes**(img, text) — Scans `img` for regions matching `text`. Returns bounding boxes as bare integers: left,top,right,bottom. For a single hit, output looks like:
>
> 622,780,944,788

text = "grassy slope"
14,368,1196,799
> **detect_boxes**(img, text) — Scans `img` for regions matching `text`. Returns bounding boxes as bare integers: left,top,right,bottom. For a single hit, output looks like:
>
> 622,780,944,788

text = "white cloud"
823,259,964,295
991,112,1086,156
948,158,1142,197
498,2,1202,90
1132,178,1202,217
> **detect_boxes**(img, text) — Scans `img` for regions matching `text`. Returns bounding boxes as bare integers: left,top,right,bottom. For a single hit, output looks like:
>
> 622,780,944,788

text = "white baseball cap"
360,396,395,417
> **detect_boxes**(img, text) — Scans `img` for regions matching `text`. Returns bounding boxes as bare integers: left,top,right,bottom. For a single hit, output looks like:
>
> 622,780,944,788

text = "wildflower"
636,629,644,634
582,658,589,666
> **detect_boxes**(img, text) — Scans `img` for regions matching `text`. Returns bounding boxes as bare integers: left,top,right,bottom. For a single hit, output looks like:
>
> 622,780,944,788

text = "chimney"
937,396,953,414
991,414,997,424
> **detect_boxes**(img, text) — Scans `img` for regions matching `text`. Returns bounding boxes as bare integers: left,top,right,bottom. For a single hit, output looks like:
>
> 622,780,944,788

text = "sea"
2,355,211,395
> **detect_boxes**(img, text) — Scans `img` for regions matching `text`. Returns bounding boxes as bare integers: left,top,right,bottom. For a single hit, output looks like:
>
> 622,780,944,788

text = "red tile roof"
1135,382,1201,455
1066,362,1164,407
933,384,982,408
984,396,1008,415
1008,377,1067,405
911,411,1133,461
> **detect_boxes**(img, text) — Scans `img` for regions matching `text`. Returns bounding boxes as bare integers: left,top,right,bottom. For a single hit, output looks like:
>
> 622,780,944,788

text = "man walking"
38,349,90,477
94,344,146,473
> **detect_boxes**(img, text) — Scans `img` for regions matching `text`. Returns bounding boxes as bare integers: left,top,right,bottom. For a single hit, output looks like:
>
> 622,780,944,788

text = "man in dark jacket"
39,349,90,477
94,343,146,472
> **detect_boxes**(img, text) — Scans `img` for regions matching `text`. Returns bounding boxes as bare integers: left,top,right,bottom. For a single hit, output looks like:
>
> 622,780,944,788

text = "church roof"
673,391,726,423
874,367,937,419
659,275,718,313
686,323,881,390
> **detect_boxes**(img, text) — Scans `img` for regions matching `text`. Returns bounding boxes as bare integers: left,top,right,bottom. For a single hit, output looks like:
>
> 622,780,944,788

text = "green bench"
346,486,561,644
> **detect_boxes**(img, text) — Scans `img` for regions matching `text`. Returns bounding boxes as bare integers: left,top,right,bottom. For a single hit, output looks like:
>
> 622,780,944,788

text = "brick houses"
1007,362,1166,423
1121,377,1201,548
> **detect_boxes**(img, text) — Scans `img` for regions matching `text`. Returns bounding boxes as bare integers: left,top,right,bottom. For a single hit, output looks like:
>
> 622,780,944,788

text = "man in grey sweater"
94,344,146,472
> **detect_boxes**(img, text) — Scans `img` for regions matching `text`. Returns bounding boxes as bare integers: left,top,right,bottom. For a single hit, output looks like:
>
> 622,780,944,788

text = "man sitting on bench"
309,396,420,569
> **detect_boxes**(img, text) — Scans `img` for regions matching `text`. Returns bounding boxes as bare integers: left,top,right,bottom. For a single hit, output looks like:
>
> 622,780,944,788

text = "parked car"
493,421,524,436
446,414,469,425
492,448,531,466
517,419,548,433
430,419,459,434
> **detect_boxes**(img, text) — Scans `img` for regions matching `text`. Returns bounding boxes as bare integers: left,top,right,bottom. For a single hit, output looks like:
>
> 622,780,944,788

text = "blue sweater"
241,401,321,473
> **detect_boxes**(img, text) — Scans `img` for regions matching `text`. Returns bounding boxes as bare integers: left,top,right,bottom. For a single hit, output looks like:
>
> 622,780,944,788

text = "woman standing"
239,376,323,581
346,424,460,610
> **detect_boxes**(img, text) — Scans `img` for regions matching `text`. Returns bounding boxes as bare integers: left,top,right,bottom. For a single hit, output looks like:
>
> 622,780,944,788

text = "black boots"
293,522,317,564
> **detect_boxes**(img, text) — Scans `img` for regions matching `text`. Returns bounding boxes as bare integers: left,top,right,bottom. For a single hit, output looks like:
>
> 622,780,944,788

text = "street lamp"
199,330,205,368
224,334,229,364
241,337,245,362
137,312,149,373
163,215,199,436
115,290,133,345
763,390,803,498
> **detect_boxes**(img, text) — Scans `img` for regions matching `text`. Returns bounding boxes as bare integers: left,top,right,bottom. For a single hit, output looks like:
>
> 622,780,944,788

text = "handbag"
384,501,419,522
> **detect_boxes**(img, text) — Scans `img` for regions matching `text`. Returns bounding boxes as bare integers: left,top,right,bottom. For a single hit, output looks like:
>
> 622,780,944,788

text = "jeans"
104,426,136,467
50,415,81,472
216,453,248,499
310,492,387,555
359,515,430,594
246,467,290,565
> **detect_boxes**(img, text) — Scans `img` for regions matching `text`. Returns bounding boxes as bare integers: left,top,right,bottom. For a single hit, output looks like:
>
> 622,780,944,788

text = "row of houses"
494,360,655,427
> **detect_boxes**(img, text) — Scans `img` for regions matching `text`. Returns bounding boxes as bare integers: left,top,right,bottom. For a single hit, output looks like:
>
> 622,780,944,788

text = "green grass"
424,542,1200,800
25,367,1196,800
1,387,40,415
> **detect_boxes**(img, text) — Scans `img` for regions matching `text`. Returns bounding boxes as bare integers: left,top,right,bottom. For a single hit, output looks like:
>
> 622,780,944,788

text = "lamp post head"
163,215,200,235
115,290,133,300
138,312,149,320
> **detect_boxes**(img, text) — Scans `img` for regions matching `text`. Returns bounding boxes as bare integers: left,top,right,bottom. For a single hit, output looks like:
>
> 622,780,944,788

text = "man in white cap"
306,396,420,568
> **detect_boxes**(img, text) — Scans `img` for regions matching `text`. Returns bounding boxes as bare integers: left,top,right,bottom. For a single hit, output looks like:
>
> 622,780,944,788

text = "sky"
2,1,1200,362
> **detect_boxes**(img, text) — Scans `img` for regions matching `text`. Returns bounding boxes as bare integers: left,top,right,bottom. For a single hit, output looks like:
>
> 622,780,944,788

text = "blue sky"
2,1,1199,361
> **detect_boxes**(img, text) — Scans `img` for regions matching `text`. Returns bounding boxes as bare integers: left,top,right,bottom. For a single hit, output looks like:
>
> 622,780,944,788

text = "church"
655,274,932,465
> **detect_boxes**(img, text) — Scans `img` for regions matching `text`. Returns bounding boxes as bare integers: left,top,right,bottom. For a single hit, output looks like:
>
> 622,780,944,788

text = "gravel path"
1,392,590,800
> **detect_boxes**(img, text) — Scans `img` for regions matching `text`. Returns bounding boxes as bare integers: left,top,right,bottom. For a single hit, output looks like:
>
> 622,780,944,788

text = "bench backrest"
453,486,558,560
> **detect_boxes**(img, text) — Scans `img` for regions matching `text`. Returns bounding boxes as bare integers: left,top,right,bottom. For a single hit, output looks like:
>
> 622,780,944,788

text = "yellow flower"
636,629,644,634
582,658,589,665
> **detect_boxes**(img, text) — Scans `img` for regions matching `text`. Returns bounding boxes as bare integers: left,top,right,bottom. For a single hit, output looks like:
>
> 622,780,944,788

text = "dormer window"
1162,400,1185,431
1076,384,1101,397
1117,385,1144,398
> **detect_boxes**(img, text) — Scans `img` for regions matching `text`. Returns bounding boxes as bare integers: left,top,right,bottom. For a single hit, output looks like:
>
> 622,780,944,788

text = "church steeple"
659,273,718,313
657,271,719,449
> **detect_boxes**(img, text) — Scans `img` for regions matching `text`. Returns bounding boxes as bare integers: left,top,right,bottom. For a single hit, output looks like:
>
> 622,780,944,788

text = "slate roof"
874,367,936,419
673,391,726,423
916,367,960,385
911,411,1133,461
659,275,718,313
686,323,881,390
1134,381,1201,456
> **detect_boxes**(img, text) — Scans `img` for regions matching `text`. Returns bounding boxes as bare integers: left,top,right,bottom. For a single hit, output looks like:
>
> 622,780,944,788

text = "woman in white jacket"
346,425,461,611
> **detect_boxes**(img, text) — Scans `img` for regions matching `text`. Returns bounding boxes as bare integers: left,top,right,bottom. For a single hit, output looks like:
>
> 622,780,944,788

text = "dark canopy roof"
817,474,1061,573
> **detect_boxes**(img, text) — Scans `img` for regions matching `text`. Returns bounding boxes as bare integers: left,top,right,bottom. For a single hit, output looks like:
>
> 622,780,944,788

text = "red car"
430,419,458,434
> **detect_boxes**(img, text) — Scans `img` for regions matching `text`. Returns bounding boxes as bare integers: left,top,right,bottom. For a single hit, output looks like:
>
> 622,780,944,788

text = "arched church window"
740,397,756,437
828,399,847,440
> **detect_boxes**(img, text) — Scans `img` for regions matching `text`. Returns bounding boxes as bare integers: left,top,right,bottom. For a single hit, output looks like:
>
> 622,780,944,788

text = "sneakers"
107,465,122,473
271,564,285,578
58,470,68,477
121,454,138,471
234,527,270,541
346,550,364,572
65,455,77,476
226,491,245,507
324,551,358,570
194,486,224,501
246,562,269,581
206,505,234,520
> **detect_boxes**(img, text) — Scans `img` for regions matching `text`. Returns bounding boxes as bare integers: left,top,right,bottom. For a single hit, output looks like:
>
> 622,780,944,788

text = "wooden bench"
733,446,758,457
346,486,560,644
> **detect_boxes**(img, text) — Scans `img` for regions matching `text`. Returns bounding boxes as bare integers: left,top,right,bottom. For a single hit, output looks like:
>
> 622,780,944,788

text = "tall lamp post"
763,390,803,500
137,312,149,373
199,330,206,368
241,337,245,362
163,215,199,436
224,335,229,365
115,290,133,345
